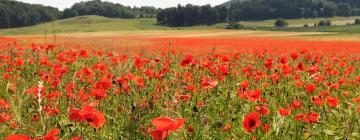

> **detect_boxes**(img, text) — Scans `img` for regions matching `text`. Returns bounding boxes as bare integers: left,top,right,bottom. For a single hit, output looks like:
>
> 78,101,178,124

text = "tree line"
61,0,160,19
157,0,360,26
2,0,360,29
157,4,228,26
0,0,59,29
0,0,160,29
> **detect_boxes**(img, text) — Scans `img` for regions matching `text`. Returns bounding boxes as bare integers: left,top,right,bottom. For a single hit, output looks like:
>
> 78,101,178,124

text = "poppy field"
1,34,360,140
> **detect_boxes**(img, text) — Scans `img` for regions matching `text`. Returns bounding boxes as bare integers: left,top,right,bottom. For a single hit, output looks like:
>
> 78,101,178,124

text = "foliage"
354,19,360,25
60,0,160,19
225,22,242,29
275,18,288,27
0,0,59,29
157,4,227,26
318,20,332,26
157,0,360,26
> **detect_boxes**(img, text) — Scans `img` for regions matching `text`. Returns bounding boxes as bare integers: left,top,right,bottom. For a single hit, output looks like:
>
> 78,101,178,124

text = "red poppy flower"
256,105,269,115
69,108,82,122
290,99,302,109
201,76,218,89
304,112,320,123
0,99,10,109
45,91,62,100
70,137,83,140
95,78,113,89
246,89,261,102
326,96,339,108
81,111,106,128
262,124,270,133
44,128,60,140
150,129,169,140
239,80,250,89
150,116,186,140
294,113,306,121
278,108,291,117
243,112,261,133
353,97,360,103
290,53,298,60
151,116,185,131
264,59,273,69
69,103,106,128
311,96,323,106
279,56,288,64
5,134,31,140
90,88,107,100
176,93,191,102
0,112,12,123
306,84,316,92
181,55,194,66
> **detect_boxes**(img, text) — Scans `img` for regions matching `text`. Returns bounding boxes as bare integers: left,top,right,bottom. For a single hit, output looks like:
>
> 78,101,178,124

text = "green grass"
0,15,227,36
243,24,360,34
0,16,166,35
235,16,360,34
240,16,359,27
1,15,360,36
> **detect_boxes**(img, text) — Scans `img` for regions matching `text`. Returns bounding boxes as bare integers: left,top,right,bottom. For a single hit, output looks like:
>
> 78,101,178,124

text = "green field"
240,16,359,27
0,16,166,35
0,15,227,36
1,15,360,36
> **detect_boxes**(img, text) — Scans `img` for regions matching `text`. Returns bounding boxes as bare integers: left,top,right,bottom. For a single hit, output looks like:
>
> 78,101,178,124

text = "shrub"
275,18,288,27
355,19,360,25
318,20,331,26
225,22,242,29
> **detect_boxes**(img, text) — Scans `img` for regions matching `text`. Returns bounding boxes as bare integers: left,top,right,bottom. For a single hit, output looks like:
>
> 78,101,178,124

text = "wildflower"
243,112,261,133
246,89,261,102
181,55,194,66
326,96,339,108
201,76,218,89
278,108,291,117
150,116,185,140
306,84,316,93
0,99,10,109
5,134,31,140
69,103,106,128
311,96,323,106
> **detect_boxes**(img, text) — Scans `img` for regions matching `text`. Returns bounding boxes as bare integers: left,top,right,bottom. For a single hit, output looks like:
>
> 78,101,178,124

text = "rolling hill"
0,16,168,35
1,15,360,36
0,15,231,36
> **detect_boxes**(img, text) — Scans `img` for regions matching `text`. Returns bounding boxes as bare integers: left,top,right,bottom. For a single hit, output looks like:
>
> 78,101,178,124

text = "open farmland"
2,0,360,137
1,26,360,139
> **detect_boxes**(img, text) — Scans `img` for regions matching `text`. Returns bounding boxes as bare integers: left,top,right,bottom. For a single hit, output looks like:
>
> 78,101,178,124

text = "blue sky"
17,0,228,10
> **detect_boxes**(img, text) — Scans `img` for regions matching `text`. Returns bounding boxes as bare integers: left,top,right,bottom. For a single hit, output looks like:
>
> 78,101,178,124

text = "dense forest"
0,0,159,29
0,0,59,28
156,5,228,26
157,0,360,26
61,0,160,19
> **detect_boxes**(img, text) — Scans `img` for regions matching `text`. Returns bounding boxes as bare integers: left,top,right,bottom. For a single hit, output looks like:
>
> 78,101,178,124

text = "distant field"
2,15,360,41
0,15,227,36
0,16,167,35
240,16,359,27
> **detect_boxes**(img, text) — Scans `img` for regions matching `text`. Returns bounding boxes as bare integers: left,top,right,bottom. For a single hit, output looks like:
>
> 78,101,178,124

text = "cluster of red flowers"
1,36,360,139
69,103,106,128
